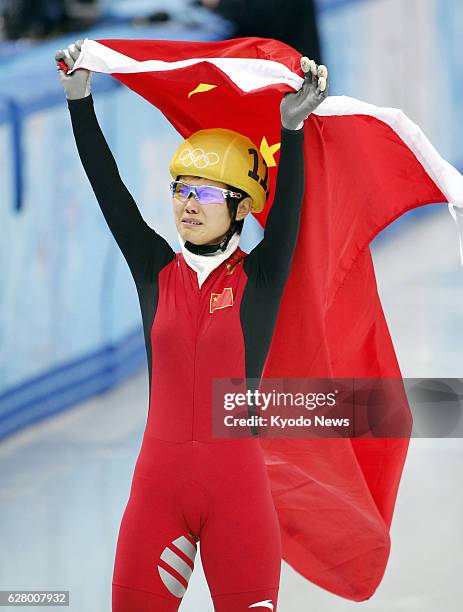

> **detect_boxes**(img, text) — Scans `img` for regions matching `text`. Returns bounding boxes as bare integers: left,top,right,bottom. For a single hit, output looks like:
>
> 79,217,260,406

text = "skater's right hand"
55,40,91,101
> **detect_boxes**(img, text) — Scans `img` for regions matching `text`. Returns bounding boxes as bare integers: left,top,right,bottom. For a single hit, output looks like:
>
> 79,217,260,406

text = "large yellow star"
259,137,281,167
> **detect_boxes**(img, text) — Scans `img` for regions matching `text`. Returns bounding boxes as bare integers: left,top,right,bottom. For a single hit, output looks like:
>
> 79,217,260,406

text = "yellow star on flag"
188,83,218,98
260,137,281,167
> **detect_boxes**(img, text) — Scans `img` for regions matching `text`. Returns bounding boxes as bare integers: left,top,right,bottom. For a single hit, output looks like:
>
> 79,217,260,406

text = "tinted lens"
171,182,226,205
171,182,192,200
195,186,227,205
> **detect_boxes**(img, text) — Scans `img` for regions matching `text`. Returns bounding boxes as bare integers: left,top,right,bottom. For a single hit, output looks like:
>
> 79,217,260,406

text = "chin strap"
184,224,237,254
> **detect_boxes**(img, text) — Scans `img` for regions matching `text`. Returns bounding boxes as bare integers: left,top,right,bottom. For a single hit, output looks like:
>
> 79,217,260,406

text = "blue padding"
318,0,367,11
0,99,8,124
6,99,23,211
0,326,146,442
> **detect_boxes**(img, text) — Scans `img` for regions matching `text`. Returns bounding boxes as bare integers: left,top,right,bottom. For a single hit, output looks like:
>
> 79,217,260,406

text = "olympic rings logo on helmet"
178,147,220,169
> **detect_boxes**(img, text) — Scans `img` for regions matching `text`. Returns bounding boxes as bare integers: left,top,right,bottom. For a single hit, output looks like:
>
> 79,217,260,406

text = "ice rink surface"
0,205,462,611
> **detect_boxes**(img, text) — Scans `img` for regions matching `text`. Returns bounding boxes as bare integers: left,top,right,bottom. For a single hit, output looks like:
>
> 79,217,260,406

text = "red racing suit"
68,94,304,611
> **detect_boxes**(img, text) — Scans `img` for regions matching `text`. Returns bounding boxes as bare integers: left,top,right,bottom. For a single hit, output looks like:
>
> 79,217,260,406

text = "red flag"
210,287,234,313
73,37,463,601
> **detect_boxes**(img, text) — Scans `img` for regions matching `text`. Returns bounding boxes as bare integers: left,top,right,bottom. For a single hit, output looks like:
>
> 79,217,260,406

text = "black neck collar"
184,225,236,255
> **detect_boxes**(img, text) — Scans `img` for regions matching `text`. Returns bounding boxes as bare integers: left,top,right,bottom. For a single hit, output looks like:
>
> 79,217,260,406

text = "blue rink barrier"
1,1,461,441
0,327,146,440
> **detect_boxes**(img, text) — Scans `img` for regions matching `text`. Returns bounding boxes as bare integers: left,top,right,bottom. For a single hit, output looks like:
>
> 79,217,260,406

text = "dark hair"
226,184,250,235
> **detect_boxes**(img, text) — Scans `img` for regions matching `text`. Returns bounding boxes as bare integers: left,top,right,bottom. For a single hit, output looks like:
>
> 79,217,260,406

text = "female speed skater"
55,39,329,612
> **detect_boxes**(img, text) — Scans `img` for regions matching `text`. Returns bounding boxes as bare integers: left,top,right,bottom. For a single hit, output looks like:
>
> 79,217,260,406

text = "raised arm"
243,126,305,286
244,57,329,288
56,41,175,284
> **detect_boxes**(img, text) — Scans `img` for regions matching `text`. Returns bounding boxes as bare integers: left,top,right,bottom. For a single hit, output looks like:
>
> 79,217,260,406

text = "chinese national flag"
73,37,463,601
210,287,234,313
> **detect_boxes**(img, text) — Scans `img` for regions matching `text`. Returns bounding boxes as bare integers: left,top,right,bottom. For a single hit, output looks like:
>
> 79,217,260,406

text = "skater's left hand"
280,57,329,130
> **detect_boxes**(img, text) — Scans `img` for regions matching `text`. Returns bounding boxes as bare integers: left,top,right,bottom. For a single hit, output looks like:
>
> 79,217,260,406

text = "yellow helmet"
169,128,269,213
